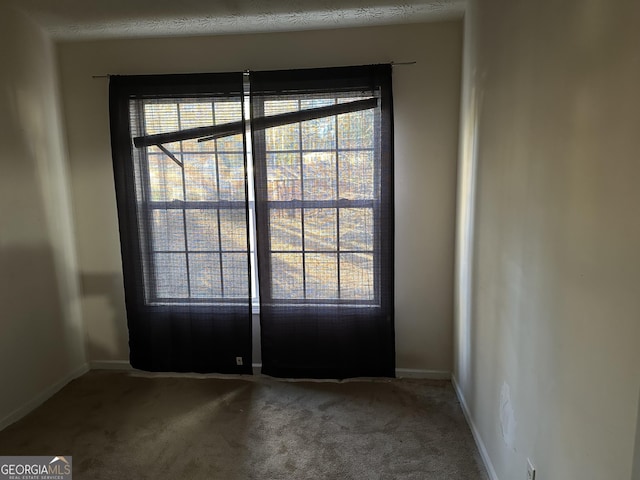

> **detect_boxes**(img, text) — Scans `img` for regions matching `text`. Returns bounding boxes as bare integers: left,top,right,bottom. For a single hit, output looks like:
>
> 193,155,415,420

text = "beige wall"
57,22,463,372
455,0,640,479
0,5,86,426
453,0,479,394
635,396,640,480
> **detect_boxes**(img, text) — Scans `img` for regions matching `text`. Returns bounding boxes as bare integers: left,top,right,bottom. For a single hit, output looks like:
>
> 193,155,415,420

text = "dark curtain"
109,73,253,374
251,65,395,379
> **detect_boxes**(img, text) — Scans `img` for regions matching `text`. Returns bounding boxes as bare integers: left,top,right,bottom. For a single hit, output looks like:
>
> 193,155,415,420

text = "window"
252,92,379,305
130,96,251,304
126,81,383,308
110,66,394,378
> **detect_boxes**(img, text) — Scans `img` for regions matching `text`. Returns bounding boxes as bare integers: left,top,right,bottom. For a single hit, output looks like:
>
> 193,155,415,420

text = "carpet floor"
0,371,488,479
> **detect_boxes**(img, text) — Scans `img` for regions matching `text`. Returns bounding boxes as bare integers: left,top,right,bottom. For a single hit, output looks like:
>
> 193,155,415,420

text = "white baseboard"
87,361,450,381
0,363,90,432
90,360,133,370
91,360,259,374
452,375,499,480
395,368,451,379
252,365,449,379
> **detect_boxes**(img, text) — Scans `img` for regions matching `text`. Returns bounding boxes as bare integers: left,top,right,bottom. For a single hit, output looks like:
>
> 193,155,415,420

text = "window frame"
117,71,387,310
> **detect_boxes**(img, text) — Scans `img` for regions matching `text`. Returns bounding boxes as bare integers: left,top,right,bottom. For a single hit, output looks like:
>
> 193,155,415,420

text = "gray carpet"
0,371,488,479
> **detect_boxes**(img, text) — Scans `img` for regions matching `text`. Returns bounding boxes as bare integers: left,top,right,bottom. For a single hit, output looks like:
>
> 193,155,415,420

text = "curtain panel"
251,65,395,378
109,73,253,374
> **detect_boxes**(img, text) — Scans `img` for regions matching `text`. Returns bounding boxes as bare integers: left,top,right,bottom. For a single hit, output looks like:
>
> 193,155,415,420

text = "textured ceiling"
10,0,465,40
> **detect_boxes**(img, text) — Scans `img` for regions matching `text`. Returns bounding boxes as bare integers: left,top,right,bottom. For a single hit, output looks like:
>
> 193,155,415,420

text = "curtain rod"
91,62,416,79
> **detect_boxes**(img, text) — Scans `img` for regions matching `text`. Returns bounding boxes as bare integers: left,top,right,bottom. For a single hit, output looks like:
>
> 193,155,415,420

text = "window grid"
263,94,376,303
137,93,377,305
140,98,249,304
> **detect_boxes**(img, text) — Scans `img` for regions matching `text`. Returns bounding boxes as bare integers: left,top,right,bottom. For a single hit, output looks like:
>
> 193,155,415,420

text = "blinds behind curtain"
109,73,253,374
251,65,395,379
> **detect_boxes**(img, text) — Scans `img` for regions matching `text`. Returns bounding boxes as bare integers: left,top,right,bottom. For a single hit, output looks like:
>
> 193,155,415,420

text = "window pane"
214,100,242,124
339,208,374,251
340,253,374,300
301,98,335,109
301,116,335,150
144,103,180,152
189,253,222,298
219,209,247,251
264,100,299,116
179,102,213,128
185,210,219,251
305,253,338,299
145,103,178,132
267,153,301,201
216,133,244,153
152,210,185,251
266,124,300,151
179,102,213,153
303,152,336,200
218,154,246,201
304,208,337,251
154,253,188,298
338,151,375,200
272,253,304,299
221,253,249,298
270,209,302,251
338,108,375,149
148,154,184,201
214,100,244,151
184,154,217,201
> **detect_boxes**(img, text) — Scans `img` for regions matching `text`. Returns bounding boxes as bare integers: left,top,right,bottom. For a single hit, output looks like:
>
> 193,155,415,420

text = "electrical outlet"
527,459,536,480
236,356,243,366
